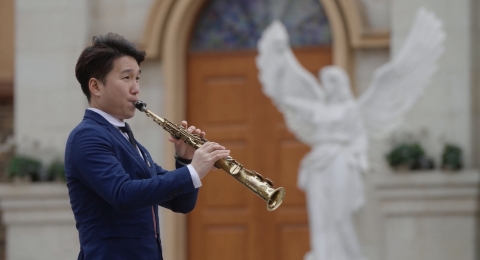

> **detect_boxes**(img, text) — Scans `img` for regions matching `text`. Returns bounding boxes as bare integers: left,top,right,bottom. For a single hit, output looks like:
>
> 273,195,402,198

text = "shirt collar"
87,108,125,127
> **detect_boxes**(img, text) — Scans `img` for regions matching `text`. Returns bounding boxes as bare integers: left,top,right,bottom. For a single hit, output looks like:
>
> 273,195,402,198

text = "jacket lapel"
84,110,151,177
108,124,152,177
136,143,155,177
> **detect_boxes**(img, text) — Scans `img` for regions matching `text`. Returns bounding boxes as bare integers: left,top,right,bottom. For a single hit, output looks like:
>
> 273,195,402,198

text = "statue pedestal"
0,183,78,260
373,170,479,260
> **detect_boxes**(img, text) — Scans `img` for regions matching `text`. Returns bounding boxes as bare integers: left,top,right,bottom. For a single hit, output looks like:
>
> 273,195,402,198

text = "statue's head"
320,66,354,103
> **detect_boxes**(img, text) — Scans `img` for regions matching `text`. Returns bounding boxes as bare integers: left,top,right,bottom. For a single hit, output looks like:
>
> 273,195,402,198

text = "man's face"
95,56,141,120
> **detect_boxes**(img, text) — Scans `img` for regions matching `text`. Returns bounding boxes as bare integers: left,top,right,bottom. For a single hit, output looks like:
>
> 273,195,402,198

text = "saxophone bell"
268,188,286,211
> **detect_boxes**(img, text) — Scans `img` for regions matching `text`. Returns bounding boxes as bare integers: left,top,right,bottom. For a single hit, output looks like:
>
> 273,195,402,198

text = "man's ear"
89,78,102,98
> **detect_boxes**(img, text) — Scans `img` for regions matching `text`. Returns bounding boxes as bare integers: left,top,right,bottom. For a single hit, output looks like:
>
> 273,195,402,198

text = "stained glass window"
190,0,332,51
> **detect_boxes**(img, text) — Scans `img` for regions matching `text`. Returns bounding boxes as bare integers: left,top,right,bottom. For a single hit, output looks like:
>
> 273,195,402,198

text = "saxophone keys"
229,164,241,175
244,169,254,176
265,178,274,187
253,171,264,181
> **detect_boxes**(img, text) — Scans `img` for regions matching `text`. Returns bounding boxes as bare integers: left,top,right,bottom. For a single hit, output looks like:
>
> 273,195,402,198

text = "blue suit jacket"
65,110,199,260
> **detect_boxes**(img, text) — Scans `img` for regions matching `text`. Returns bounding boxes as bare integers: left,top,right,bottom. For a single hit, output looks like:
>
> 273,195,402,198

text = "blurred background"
0,0,479,259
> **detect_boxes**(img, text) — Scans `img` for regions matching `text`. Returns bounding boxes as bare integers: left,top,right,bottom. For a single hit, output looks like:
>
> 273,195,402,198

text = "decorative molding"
374,170,480,216
373,170,479,260
140,0,175,59
158,1,205,259
336,0,390,49
141,0,390,60
0,183,72,225
0,183,74,226
319,0,349,69
0,184,78,260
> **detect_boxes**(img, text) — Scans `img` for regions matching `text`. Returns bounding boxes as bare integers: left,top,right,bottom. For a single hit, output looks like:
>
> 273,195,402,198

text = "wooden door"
187,47,332,260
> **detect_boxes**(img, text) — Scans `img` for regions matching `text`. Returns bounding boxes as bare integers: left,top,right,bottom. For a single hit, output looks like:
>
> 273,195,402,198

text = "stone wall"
373,170,479,260
391,0,474,165
13,0,164,168
0,184,78,260
14,0,90,165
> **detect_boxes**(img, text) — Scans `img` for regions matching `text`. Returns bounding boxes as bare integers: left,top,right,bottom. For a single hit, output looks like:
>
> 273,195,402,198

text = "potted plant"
47,160,66,182
441,144,462,171
386,143,434,171
7,156,42,183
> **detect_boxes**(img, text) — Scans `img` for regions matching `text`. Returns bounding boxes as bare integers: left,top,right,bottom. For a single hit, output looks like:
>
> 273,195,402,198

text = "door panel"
279,224,311,260
187,47,331,260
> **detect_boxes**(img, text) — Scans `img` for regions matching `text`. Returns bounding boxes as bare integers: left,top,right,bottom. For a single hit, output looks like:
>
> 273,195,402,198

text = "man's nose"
131,81,140,95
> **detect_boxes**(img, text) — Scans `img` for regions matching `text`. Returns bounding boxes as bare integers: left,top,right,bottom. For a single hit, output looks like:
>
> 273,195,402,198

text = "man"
65,33,230,259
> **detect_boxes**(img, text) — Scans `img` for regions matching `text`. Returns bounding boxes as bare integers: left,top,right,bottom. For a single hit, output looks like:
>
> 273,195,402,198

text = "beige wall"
14,0,90,164
472,0,480,169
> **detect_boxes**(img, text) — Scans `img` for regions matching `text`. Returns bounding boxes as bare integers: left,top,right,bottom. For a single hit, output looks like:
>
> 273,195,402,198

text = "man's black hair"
75,33,146,101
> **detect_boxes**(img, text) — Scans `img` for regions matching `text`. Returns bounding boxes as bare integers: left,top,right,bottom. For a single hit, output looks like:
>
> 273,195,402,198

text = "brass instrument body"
135,101,285,211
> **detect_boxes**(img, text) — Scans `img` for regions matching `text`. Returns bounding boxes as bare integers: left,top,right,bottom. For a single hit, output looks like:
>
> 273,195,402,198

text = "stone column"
14,0,91,164
0,183,78,260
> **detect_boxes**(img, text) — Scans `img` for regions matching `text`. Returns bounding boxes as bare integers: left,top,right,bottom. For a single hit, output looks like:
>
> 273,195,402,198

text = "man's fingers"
187,125,196,133
191,141,230,178
199,142,218,150
168,135,180,143
209,150,230,156
207,144,226,153
197,142,228,159
209,150,230,160
180,121,206,137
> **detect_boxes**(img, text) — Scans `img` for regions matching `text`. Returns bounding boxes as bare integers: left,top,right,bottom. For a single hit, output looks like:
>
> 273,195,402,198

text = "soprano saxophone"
134,101,285,211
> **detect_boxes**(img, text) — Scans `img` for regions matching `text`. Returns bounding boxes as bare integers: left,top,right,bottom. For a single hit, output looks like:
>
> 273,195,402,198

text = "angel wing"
358,8,446,138
256,20,325,146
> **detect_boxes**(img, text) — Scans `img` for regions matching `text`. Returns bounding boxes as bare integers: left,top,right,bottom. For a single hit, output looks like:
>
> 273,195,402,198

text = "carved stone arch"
141,0,356,121
140,1,378,259
336,0,389,48
142,0,354,63
141,0,390,58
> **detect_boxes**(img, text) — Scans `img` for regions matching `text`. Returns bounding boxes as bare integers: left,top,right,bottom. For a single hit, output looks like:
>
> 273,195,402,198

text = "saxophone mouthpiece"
134,100,147,112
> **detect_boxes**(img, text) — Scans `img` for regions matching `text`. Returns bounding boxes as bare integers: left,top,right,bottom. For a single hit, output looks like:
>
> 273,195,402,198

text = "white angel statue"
256,8,445,260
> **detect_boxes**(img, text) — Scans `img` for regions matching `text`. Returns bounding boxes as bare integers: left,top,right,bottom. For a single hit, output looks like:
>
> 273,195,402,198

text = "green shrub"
47,160,65,181
386,143,435,171
7,156,42,182
442,144,462,170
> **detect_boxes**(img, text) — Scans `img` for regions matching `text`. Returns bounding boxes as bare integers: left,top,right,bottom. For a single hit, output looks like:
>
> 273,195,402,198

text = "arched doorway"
142,0,358,259
186,1,332,259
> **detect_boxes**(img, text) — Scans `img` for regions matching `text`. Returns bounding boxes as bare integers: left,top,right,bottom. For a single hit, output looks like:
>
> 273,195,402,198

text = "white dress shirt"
88,108,202,188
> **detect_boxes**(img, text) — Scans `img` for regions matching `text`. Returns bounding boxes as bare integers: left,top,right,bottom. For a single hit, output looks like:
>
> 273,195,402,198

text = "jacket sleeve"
154,162,199,213
68,128,197,213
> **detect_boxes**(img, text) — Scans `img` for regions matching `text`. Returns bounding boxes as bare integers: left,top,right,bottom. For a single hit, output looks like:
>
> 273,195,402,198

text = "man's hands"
168,121,204,160
168,121,230,179
191,142,230,179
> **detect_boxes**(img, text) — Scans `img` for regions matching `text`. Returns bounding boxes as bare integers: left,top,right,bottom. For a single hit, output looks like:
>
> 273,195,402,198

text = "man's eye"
136,77,140,81
124,76,130,80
